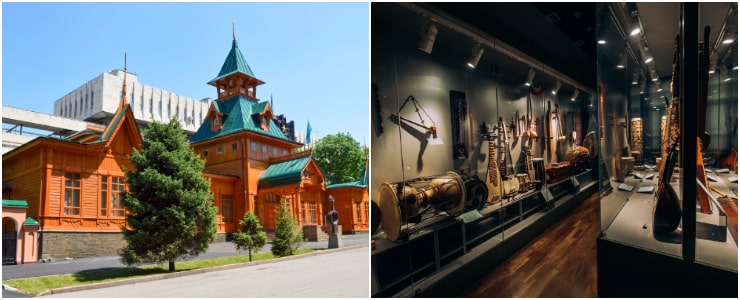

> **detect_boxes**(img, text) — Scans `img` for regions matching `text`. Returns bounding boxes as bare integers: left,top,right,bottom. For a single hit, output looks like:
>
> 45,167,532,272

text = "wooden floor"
460,192,600,298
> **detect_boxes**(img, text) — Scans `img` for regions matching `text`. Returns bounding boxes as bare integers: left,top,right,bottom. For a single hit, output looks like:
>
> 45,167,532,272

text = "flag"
306,121,312,144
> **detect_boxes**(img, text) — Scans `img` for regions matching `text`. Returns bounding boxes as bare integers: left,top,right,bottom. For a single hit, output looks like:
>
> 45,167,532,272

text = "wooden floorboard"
460,192,600,298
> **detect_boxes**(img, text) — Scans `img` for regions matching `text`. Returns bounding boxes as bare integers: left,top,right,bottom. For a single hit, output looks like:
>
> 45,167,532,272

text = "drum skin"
464,179,488,211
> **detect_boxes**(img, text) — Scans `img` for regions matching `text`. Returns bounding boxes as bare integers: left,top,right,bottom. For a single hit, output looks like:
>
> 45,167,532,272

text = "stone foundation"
39,231,126,262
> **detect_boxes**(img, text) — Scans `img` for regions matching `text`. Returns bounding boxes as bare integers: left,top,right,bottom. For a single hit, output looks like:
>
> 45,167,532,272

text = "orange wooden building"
2,35,368,262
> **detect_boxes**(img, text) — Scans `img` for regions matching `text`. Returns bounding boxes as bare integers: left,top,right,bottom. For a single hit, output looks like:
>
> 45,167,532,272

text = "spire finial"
121,52,128,106
232,18,236,40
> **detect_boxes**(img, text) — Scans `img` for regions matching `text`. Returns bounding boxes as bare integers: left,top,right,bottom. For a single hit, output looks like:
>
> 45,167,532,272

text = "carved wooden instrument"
653,135,682,233
499,117,519,196
555,103,566,143
658,36,681,177
524,90,538,139
525,144,536,189
696,26,713,214
545,101,555,164
612,114,624,182
484,122,502,204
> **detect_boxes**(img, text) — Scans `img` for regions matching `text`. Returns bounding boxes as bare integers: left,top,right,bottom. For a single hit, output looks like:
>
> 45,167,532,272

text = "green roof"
23,217,39,226
2,199,28,208
258,156,311,189
190,96,294,143
208,39,256,85
327,165,368,189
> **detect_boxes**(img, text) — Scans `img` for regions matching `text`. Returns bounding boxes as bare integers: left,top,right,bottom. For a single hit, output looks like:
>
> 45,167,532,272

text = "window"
64,173,81,215
363,202,369,224
221,194,233,223
283,149,288,155
204,150,209,157
213,115,219,125
100,176,108,216
149,97,153,114
308,202,317,225
356,202,363,223
265,193,279,203
217,146,223,154
262,145,268,153
273,148,278,156
232,143,238,151
251,142,257,151
111,177,126,217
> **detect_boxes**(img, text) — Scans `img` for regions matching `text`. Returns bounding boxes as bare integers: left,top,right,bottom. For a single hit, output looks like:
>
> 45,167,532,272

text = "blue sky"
2,2,369,143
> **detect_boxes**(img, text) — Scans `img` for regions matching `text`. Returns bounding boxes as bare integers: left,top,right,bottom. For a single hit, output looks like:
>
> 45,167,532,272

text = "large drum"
464,178,488,211
377,171,466,241
371,200,381,235
516,173,531,192
532,158,546,189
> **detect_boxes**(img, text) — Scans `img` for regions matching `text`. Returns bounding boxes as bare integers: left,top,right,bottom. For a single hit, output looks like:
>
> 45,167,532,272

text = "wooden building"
2,35,368,262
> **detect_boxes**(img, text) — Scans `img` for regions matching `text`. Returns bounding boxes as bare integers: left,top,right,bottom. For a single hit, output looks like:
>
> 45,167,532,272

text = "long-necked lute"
653,135,682,233
484,122,503,204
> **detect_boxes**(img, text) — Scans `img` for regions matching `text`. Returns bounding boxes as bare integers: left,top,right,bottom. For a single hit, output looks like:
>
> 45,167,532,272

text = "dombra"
377,171,466,241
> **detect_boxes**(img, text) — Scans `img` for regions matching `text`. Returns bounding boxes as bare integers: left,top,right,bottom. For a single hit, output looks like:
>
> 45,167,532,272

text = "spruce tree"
232,211,267,262
271,198,304,257
121,118,217,272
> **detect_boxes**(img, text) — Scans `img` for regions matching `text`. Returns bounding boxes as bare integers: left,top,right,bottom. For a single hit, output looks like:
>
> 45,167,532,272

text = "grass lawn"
3,249,313,296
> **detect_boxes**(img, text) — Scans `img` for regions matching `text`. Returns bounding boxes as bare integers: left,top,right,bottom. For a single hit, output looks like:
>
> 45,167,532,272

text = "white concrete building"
53,69,212,135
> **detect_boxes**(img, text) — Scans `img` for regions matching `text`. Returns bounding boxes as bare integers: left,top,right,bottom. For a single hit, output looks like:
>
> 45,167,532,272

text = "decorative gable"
206,104,225,133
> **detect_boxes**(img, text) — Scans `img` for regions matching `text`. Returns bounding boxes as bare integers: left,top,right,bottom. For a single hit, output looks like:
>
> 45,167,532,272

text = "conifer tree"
271,198,304,257
232,211,267,261
121,119,217,272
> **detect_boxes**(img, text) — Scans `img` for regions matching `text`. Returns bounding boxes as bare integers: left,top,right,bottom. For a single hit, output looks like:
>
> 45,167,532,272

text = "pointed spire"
271,93,274,111
232,18,236,40
120,53,128,108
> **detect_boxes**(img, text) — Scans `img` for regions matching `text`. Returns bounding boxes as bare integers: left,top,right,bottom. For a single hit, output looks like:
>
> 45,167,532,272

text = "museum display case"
370,3,601,297
595,3,737,297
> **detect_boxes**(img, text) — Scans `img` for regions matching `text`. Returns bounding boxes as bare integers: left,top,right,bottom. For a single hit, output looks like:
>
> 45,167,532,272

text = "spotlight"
632,71,639,85
639,78,646,94
721,65,732,82
598,39,607,45
552,80,561,95
650,68,658,81
467,42,484,69
616,53,627,69
723,38,735,44
644,57,653,63
525,68,535,86
570,89,580,101
418,21,438,54
630,28,641,36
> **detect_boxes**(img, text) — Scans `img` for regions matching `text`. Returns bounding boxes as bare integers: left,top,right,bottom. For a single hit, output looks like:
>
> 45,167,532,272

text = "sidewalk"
2,233,368,281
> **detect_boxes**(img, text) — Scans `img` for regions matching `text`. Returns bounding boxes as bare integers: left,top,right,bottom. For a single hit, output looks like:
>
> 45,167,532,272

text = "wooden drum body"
532,158,546,189
377,172,466,241
464,178,488,211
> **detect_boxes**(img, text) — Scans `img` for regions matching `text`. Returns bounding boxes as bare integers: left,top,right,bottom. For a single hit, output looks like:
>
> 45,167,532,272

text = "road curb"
37,244,367,296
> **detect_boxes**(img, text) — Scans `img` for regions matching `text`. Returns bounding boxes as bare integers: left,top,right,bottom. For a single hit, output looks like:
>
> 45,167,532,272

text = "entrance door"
2,218,17,265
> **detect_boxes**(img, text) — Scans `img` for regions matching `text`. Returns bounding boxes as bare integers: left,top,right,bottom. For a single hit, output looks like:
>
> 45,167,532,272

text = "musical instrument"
464,177,488,211
566,146,590,174
377,172,466,241
658,36,681,177
630,118,643,156
371,200,381,235
545,101,555,164
621,156,635,176
499,117,519,196
612,114,625,182
546,162,572,184
653,135,682,234
516,173,532,191
484,122,503,204
555,103,566,143
451,91,468,160
525,144,537,189
532,158,546,189
707,185,738,244
582,131,598,158
524,90,538,139
696,27,713,214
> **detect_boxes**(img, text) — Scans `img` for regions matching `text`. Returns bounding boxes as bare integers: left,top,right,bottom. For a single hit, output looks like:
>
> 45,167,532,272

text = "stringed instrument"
484,122,503,204
696,26,712,214
499,117,519,196
555,103,566,143
653,135,682,233
524,90,538,139
658,36,681,177
525,143,536,190
545,101,555,164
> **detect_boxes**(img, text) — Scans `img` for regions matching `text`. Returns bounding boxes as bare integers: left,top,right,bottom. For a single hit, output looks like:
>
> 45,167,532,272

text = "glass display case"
371,3,600,297
596,3,737,297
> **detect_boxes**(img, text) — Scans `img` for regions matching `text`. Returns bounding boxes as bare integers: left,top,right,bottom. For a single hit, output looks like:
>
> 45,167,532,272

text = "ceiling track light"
418,21,438,54
570,89,580,101
552,80,561,95
467,42,484,69
644,57,653,63
721,64,732,82
630,27,641,36
632,71,639,85
654,80,663,92
639,78,646,94
616,52,627,69
525,68,535,86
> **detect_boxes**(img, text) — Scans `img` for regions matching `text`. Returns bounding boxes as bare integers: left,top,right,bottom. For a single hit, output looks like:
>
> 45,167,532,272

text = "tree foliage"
312,132,365,185
271,199,304,257
121,118,217,272
232,211,267,262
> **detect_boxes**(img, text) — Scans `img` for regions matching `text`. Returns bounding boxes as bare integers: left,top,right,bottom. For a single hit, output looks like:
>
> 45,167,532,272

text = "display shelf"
371,167,600,298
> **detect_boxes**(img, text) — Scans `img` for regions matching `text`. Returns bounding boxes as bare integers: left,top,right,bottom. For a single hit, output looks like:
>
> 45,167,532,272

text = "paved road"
41,246,369,298
3,233,368,280
3,233,368,298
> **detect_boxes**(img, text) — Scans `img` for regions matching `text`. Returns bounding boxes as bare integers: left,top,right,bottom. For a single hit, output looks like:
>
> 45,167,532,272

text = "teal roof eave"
23,217,40,226
2,199,29,208
327,182,367,189
258,156,311,189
